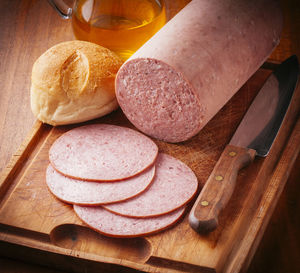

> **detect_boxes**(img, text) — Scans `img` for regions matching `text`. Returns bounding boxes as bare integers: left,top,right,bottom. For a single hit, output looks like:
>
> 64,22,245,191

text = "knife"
189,55,299,233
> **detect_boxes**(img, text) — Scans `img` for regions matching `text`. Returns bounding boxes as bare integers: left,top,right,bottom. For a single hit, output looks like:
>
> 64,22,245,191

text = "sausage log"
115,0,283,142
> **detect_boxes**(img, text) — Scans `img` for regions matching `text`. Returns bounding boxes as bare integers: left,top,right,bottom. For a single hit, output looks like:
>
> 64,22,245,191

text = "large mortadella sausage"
115,0,283,142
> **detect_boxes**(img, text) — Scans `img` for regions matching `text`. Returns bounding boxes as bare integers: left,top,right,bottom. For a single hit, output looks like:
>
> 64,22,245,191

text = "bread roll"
30,41,123,125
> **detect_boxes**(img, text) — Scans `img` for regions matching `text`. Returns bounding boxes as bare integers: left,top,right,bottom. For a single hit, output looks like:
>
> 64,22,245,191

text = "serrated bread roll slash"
30,41,123,126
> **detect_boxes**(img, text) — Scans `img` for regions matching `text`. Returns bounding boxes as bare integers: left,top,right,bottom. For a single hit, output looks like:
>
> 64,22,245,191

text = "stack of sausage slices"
47,124,198,238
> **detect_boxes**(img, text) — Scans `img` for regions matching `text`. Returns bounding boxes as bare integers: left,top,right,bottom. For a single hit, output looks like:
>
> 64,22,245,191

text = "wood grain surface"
0,0,299,272
0,67,298,273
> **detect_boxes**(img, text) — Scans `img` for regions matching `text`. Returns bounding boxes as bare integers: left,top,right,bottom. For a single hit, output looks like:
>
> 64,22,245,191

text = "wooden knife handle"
189,145,256,233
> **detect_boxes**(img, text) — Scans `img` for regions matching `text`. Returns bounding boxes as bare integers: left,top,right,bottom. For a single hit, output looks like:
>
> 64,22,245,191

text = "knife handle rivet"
200,200,209,206
229,151,237,157
215,175,223,181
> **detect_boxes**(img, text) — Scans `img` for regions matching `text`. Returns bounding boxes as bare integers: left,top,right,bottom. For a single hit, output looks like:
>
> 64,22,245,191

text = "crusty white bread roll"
30,41,123,126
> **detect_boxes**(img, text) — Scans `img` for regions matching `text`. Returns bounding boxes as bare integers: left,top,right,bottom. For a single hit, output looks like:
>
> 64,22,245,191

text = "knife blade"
189,55,299,233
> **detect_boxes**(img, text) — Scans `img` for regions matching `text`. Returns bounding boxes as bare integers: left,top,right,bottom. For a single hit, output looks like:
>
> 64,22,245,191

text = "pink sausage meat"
74,205,185,238
49,124,158,181
46,164,155,205
103,153,198,217
115,0,282,142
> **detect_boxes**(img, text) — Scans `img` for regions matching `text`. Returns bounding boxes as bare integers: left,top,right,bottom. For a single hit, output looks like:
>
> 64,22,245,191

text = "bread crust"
30,40,123,125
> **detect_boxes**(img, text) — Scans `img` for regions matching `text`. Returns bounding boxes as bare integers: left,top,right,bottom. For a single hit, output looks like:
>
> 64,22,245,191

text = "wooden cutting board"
0,67,299,273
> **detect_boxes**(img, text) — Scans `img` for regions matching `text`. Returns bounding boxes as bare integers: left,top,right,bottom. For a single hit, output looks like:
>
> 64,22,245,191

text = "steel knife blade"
189,55,299,233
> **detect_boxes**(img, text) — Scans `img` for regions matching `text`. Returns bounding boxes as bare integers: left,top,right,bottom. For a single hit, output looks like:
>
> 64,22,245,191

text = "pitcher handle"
47,0,73,19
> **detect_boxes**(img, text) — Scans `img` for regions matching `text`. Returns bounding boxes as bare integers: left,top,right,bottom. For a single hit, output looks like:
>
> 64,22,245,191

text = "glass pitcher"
48,0,166,60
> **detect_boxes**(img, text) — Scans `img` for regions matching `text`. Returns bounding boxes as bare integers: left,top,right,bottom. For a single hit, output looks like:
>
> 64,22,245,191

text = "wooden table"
0,0,299,272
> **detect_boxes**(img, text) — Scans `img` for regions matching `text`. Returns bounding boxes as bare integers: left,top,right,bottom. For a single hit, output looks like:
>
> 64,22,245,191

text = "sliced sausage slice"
115,0,282,142
46,164,155,205
103,153,198,217
49,124,158,181
74,205,185,238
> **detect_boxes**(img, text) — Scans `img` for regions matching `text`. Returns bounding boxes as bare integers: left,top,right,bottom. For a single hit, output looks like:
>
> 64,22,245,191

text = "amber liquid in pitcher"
72,0,166,60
